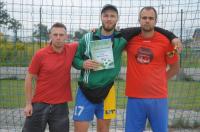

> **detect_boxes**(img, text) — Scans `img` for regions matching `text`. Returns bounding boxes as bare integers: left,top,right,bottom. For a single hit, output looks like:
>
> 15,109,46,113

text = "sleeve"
28,52,42,75
120,27,178,42
154,27,177,41
120,27,141,41
72,37,86,69
70,42,78,56
165,43,179,64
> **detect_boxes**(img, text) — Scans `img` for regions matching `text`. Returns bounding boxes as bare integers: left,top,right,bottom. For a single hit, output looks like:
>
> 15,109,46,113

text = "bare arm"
167,60,180,80
24,72,37,117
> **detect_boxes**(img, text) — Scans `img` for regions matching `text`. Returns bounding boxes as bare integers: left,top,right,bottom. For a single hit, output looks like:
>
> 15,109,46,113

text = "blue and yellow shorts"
73,85,116,121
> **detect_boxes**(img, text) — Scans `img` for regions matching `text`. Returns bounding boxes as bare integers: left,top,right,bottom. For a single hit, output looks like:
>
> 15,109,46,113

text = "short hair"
139,6,157,21
101,4,118,15
50,22,66,33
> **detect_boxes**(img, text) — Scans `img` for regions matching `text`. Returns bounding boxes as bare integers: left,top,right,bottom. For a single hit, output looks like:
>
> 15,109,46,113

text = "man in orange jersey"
125,6,180,132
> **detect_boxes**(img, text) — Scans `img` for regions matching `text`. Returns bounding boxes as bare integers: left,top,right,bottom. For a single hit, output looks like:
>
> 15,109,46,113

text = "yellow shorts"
103,85,116,119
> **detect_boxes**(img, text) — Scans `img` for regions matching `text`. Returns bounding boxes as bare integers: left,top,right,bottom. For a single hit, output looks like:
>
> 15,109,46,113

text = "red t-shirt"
29,43,78,104
126,32,178,98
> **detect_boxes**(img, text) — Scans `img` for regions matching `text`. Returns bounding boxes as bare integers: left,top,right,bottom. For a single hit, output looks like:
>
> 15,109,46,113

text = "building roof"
193,28,200,38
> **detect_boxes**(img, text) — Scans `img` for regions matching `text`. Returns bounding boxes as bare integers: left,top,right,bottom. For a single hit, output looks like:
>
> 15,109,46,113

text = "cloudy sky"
1,0,200,40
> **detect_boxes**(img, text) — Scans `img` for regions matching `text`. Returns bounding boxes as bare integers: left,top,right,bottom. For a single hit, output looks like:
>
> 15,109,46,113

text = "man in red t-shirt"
22,22,78,132
125,7,180,132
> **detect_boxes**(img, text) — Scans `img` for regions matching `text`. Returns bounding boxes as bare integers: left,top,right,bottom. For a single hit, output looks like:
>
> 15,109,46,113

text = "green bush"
0,41,48,66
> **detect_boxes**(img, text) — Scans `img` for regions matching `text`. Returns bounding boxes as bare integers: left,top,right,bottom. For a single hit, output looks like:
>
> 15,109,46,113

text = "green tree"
0,2,22,42
33,23,49,42
0,2,10,26
8,18,22,42
74,28,88,40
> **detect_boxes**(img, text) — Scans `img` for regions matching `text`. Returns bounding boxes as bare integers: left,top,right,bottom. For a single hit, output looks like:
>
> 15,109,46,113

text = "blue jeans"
22,102,69,132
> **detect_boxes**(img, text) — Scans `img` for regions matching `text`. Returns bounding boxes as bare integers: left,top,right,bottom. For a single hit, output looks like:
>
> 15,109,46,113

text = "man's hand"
171,38,183,54
24,104,33,117
83,59,100,70
91,28,97,33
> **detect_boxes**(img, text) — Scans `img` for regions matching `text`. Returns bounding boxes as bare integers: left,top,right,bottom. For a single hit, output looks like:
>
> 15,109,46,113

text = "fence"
0,0,200,131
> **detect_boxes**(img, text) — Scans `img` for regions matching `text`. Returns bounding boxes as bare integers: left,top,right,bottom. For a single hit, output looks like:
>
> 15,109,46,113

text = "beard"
102,23,116,32
141,25,154,32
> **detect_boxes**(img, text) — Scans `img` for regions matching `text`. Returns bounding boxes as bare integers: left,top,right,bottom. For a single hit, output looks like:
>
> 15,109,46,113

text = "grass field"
0,79,200,111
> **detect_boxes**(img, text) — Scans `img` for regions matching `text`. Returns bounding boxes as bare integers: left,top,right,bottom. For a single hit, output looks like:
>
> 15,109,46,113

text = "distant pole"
180,9,183,41
39,7,42,48
180,9,183,68
161,4,164,27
